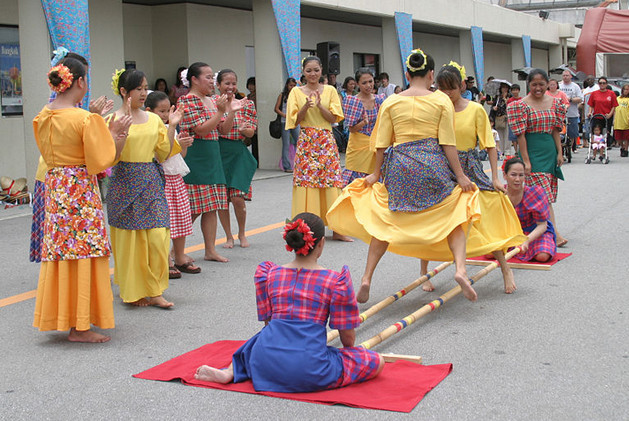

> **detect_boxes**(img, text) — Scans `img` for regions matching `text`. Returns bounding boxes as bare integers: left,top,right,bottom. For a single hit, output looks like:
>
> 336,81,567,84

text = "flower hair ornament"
405,48,427,72
180,68,189,88
283,218,316,256
50,46,69,66
111,68,125,96
445,60,466,81
47,64,74,93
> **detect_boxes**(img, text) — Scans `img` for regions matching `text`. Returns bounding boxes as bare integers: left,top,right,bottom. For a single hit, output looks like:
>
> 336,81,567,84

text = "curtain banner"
394,12,412,87
470,26,485,92
271,0,301,81
41,0,91,109
522,35,532,68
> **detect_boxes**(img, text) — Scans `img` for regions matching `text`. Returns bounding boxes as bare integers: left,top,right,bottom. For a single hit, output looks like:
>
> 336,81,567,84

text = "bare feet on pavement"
332,232,354,242
356,281,371,303
422,280,435,292
238,235,250,248
204,253,229,262
454,272,477,302
130,298,149,307
148,295,174,308
195,365,234,384
502,267,517,294
68,328,110,343
223,238,234,249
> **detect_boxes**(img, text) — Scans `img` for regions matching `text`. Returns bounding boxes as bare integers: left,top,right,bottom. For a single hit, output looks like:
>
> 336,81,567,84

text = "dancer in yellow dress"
107,69,181,308
285,56,351,241
33,57,131,342
327,49,480,303
421,63,527,294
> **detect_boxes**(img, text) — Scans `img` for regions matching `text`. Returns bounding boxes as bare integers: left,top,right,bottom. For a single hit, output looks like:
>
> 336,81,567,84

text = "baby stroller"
560,119,571,163
585,114,609,165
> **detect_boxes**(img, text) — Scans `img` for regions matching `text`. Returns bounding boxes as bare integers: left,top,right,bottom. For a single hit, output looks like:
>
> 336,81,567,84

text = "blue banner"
470,26,485,92
41,0,91,109
522,35,532,68
394,12,413,87
271,0,301,82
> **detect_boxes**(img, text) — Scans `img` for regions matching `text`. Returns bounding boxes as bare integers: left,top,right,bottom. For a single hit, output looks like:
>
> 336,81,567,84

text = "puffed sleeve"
328,266,360,330
437,98,456,146
326,85,344,123
82,113,117,175
372,99,394,149
285,88,300,130
476,104,495,150
526,186,551,223
177,95,207,133
246,99,258,130
342,95,363,127
508,100,528,136
154,115,172,163
552,98,567,130
254,261,275,322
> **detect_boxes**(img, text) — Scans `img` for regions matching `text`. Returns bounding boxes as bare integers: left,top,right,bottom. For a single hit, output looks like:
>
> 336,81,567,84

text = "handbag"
494,114,507,130
269,114,282,139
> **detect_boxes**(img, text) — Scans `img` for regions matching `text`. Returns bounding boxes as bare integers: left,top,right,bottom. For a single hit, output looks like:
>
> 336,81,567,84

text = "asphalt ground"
1,153,627,420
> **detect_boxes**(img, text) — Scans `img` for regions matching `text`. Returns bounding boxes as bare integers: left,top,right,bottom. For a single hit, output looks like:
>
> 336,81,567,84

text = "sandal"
169,266,182,279
174,262,201,274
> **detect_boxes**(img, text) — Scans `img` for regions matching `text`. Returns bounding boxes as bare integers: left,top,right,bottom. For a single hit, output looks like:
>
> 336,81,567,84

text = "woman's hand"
89,96,114,116
556,152,564,167
523,159,532,176
364,172,379,187
228,98,245,114
215,94,229,113
177,132,194,148
456,174,474,192
168,103,185,127
519,239,530,254
239,122,255,138
492,176,506,193
311,90,322,107
108,113,132,140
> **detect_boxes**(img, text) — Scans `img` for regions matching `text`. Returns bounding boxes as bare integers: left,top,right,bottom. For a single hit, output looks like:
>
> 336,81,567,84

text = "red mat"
133,340,452,413
468,252,572,266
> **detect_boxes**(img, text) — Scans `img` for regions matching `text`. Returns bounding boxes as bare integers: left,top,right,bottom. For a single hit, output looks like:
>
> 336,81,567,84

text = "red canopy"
577,8,629,76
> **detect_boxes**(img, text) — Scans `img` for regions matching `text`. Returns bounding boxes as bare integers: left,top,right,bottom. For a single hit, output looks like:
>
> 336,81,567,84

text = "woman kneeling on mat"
195,212,384,392
504,157,556,262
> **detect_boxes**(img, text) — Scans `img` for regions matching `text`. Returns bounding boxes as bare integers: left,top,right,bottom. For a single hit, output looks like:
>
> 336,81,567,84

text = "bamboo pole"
327,260,453,343
358,247,521,350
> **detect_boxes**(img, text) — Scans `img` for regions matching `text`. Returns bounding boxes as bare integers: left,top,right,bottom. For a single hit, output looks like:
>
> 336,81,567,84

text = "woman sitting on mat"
504,157,556,262
194,212,384,392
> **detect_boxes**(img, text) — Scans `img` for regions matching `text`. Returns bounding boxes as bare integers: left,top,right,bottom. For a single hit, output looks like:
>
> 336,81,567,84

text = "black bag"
269,115,282,139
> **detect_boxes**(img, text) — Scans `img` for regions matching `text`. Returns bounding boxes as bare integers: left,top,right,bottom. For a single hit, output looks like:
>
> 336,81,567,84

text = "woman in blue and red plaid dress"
507,69,568,247
504,158,555,262
194,212,384,392
341,68,386,186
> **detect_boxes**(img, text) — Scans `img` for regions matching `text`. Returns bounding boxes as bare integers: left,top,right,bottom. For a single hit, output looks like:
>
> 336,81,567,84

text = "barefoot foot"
332,232,354,242
204,253,229,262
422,280,435,292
68,328,111,343
129,298,150,307
194,365,233,384
454,272,477,302
148,295,174,309
238,235,250,248
222,238,234,249
502,268,517,294
356,282,371,303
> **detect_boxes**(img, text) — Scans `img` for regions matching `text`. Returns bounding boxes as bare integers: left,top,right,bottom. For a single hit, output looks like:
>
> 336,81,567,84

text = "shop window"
0,25,22,116
353,53,379,76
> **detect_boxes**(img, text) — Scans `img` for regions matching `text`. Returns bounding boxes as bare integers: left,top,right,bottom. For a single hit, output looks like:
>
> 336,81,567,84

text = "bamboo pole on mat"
327,260,453,343
358,247,521,350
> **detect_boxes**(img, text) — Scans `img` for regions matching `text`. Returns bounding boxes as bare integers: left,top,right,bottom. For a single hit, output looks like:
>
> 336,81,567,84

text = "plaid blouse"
515,185,550,229
216,97,258,141
254,261,360,331
342,94,386,136
177,94,218,140
507,97,566,136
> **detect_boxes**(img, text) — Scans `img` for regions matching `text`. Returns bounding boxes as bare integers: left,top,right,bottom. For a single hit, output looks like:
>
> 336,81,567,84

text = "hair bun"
408,53,425,69
48,71,62,87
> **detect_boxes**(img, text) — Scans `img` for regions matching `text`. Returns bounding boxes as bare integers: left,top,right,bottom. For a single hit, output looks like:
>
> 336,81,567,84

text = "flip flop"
169,266,182,279
174,262,201,274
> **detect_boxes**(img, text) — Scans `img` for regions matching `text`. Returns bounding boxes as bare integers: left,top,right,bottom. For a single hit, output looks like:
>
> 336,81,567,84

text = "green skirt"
218,137,257,193
524,132,564,180
183,139,226,186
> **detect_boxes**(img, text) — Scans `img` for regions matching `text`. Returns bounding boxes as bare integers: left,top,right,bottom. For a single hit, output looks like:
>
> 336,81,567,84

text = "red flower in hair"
283,218,317,256
501,155,516,173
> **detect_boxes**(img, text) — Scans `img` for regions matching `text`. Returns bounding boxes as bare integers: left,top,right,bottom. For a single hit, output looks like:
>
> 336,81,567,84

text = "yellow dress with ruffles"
109,113,180,303
326,91,481,260
32,107,116,331
285,85,344,224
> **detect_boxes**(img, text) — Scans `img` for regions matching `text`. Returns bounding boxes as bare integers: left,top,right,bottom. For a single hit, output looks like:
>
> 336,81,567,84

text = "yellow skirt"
33,256,114,331
292,186,342,226
326,179,481,260
110,227,170,303
345,132,375,174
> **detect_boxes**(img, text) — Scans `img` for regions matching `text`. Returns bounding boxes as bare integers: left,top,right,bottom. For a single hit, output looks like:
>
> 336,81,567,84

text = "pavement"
1,154,627,420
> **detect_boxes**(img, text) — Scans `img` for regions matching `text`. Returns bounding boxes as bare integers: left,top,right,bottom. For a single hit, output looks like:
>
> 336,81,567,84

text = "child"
590,125,606,161
194,212,384,392
145,91,200,278
507,84,522,154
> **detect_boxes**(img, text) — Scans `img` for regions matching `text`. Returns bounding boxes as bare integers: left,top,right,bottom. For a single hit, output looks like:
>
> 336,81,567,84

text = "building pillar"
548,44,563,69
19,0,51,185
458,30,475,80
511,38,525,86
252,0,284,170
381,17,404,87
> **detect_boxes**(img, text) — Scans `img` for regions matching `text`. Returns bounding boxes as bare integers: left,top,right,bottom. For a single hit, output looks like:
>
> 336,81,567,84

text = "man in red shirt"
588,77,618,148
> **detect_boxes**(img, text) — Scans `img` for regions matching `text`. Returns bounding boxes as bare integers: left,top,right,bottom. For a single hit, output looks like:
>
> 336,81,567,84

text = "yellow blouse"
116,112,175,163
285,85,344,131
33,107,116,175
455,101,495,151
615,97,629,131
373,90,456,149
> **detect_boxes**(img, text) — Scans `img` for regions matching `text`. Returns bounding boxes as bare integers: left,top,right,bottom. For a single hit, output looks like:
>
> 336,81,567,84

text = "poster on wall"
0,43,22,116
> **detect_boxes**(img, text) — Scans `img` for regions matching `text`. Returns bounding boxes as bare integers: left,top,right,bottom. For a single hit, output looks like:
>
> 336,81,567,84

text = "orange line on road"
1,221,285,308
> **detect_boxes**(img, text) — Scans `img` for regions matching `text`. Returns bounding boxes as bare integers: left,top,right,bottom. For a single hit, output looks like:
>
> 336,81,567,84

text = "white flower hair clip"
181,68,189,87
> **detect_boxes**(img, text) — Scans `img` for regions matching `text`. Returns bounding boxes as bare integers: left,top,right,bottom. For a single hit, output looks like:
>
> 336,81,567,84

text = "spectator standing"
581,77,599,148
614,84,629,157
169,66,189,105
559,70,583,153
465,76,480,101
376,72,396,98
587,77,618,149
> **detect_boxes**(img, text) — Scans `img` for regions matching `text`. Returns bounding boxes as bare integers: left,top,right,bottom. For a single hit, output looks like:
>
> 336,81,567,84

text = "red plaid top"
254,261,360,330
342,94,385,136
507,97,566,136
177,94,219,140
216,97,258,140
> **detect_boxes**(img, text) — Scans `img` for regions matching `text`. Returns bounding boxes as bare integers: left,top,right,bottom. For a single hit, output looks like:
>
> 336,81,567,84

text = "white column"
511,38,525,86
458,30,475,80
381,17,404,87
252,0,284,170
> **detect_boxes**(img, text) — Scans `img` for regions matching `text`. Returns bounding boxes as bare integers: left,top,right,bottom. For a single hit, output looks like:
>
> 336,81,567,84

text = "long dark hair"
281,77,297,102
174,66,187,87
118,69,146,98
436,65,462,91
